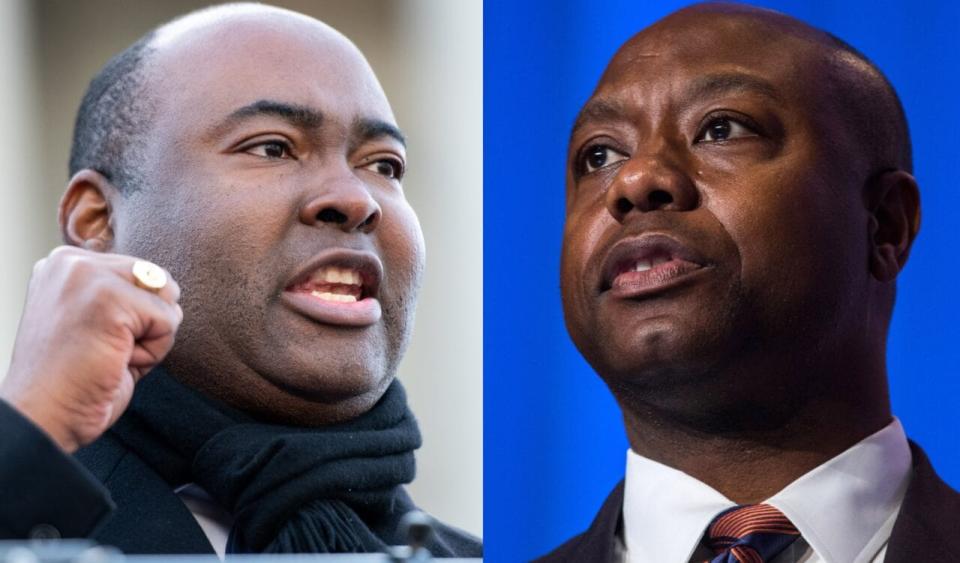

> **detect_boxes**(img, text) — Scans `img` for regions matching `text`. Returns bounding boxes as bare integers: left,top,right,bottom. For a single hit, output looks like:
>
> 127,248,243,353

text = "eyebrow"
210,99,324,136
684,72,782,105
570,99,628,143
569,72,782,142
353,117,406,148
207,99,405,149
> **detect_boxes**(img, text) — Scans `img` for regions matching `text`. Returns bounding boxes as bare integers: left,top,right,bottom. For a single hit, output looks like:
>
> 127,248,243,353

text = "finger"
86,253,182,305
115,258,181,305
129,330,177,376
136,270,181,305
32,257,47,276
106,280,183,365
46,247,182,306
126,305,180,378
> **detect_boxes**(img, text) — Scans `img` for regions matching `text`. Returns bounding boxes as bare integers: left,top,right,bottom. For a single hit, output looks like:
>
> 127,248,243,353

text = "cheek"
124,171,292,299
382,199,426,295
172,167,294,253
177,214,285,308
375,199,424,364
560,207,611,315
720,197,805,284
708,166,867,306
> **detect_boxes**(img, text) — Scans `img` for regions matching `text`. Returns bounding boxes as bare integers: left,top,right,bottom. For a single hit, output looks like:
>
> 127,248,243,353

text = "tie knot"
705,504,800,562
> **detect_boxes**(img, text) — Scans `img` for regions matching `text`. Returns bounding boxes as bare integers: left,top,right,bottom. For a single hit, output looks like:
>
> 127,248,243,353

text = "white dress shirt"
175,483,233,559
621,418,912,563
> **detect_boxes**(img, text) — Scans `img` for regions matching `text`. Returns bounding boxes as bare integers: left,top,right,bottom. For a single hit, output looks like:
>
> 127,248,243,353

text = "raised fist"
0,246,182,452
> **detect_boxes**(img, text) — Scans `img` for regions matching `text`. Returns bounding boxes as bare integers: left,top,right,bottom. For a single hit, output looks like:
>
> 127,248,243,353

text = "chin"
583,319,726,388
263,315,393,386
241,369,393,427
265,342,392,395
229,349,395,426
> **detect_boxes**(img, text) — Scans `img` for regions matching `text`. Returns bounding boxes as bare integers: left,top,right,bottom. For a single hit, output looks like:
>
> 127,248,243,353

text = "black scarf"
109,367,430,554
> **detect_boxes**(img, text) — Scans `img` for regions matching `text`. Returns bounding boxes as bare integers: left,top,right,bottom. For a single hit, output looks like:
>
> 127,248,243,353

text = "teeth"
310,290,358,303
632,257,671,272
311,267,361,286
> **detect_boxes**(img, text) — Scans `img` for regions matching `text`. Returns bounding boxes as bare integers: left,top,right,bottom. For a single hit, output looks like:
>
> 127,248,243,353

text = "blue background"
483,1,960,560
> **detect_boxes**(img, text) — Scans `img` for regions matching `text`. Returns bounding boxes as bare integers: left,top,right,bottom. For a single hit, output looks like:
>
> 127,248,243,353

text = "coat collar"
76,434,214,554
884,442,960,562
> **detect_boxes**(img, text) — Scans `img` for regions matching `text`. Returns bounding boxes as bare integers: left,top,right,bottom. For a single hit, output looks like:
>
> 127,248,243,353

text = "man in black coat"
0,3,479,556
540,3,958,562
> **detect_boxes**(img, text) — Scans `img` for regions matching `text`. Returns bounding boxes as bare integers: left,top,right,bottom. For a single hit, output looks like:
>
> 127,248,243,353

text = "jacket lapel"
77,435,214,554
884,441,960,563
534,481,624,562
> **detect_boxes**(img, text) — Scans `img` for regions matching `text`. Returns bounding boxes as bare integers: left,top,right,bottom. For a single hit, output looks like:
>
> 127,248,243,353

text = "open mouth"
282,251,383,327
288,266,367,303
600,234,709,297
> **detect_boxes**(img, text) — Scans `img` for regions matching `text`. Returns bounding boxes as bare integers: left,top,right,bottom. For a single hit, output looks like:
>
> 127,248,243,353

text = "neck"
617,368,891,503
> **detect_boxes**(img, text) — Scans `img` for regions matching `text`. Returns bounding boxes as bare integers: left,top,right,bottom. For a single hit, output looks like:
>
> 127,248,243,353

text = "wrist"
0,389,81,453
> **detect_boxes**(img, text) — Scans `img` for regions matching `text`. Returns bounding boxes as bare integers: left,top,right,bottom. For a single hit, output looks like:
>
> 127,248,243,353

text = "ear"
58,169,122,252
866,170,920,282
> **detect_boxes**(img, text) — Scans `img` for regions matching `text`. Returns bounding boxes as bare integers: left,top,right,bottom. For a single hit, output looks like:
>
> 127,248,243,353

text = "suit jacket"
536,443,960,562
0,400,113,541
0,401,481,556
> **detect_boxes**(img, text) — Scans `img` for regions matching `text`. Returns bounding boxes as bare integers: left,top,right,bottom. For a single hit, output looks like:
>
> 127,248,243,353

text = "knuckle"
170,308,184,329
60,252,110,286
86,278,122,307
32,257,47,274
169,281,182,301
48,245,73,259
48,245,82,264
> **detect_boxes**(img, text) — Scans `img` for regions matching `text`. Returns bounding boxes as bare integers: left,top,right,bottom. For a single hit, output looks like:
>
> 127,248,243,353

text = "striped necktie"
704,504,801,563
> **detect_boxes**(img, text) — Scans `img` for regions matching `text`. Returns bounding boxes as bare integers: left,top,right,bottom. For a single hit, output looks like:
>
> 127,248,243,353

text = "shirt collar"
767,418,911,562
622,450,733,562
622,418,911,563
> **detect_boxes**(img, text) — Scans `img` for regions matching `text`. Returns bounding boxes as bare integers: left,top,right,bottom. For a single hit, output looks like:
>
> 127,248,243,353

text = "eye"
245,140,293,159
581,144,629,174
696,116,756,143
361,158,405,180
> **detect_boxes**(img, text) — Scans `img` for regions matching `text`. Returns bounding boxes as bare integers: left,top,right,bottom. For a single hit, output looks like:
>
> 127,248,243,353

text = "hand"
0,246,182,453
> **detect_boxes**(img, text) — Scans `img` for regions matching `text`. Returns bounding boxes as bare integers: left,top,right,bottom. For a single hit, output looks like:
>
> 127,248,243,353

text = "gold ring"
132,260,167,292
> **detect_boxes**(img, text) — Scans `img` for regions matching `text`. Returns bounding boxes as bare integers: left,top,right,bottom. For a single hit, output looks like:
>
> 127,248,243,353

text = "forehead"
148,13,394,134
591,12,822,108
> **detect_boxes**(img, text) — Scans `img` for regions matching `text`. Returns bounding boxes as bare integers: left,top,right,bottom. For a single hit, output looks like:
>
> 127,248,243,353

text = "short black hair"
68,31,157,193
823,32,913,175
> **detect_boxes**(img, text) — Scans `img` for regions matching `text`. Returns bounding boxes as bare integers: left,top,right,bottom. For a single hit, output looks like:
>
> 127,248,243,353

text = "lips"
599,234,710,299
281,250,383,327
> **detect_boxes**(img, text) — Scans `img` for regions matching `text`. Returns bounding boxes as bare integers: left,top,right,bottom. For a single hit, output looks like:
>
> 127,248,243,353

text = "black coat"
536,442,960,562
0,400,113,541
0,401,481,556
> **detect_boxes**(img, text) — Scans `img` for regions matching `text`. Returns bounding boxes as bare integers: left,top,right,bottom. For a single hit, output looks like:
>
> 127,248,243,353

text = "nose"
604,154,698,223
299,175,382,233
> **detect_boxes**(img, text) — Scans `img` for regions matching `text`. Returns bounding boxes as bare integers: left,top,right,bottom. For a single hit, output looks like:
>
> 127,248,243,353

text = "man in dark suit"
0,3,479,556
540,3,959,562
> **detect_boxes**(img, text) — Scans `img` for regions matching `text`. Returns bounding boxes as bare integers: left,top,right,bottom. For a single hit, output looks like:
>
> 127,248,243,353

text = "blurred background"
485,0,960,559
0,0,481,538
